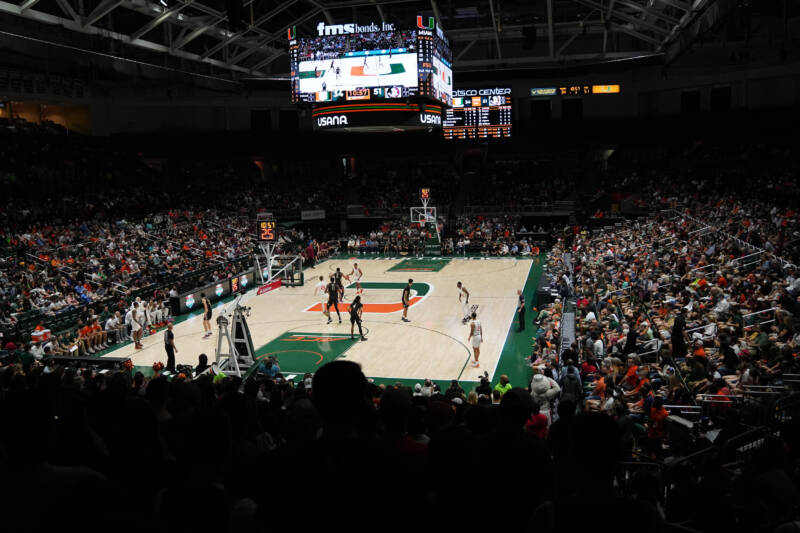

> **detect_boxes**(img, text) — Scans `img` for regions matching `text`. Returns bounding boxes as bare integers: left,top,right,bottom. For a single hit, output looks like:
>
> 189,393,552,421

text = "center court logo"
303,281,432,314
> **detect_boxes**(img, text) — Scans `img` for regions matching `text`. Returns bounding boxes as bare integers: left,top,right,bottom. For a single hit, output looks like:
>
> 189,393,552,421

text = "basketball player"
334,267,346,301
326,275,342,324
457,281,471,323
201,292,212,338
401,278,412,322
348,263,364,294
468,312,482,367
349,295,367,341
314,275,330,319
131,301,144,349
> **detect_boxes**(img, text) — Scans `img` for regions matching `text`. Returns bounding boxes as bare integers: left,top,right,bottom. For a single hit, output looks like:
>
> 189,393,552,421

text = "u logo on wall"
416,16,434,29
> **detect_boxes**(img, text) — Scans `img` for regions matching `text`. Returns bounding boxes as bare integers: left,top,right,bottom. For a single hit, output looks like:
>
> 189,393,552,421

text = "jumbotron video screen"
443,87,513,140
288,17,452,106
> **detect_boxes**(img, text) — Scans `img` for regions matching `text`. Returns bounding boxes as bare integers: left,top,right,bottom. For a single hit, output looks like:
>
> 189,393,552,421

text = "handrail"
689,263,717,272
688,225,712,235
666,209,797,270
742,307,777,319
684,323,716,334
744,319,775,330
730,250,765,264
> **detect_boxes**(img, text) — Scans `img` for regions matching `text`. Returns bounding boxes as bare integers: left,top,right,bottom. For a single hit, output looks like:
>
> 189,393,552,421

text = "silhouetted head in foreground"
312,360,370,437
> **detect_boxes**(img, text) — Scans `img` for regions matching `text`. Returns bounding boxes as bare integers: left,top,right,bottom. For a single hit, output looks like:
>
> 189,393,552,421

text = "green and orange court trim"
303,281,432,314
298,70,326,79
350,63,406,76
249,332,359,376
243,330,479,390
299,63,406,79
387,258,450,272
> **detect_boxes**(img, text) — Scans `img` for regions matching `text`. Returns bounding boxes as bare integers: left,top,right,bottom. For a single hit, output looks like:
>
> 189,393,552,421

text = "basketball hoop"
410,206,436,224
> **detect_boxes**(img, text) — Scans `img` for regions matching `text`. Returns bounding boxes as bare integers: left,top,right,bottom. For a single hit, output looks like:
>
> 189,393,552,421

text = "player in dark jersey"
401,278,412,322
334,267,346,301
349,295,367,341
201,293,213,338
326,276,341,324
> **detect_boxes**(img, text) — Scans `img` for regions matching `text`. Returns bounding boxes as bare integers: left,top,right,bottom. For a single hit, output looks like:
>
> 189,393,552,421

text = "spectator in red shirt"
526,402,549,440
305,242,316,268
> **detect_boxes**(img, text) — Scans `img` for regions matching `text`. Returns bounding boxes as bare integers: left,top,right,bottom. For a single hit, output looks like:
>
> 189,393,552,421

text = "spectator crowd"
1,119,800,532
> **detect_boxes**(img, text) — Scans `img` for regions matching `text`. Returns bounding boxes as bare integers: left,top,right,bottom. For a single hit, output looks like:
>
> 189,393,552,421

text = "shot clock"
257,213,277,243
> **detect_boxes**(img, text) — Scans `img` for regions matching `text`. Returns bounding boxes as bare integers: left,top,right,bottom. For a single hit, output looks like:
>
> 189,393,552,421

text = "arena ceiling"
0,0,729,79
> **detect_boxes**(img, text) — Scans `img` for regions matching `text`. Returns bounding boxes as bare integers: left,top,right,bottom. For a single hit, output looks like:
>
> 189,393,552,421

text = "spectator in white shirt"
592,331,605,358
105,312,124,344
30,342,44,360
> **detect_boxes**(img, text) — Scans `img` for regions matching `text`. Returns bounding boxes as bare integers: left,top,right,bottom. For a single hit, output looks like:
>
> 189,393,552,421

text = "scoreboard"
257,213,277,242
443,87,512,140
529,84,621,96
288,17,452,106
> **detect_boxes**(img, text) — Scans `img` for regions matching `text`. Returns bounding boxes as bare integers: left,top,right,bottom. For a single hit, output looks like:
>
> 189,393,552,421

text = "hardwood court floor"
106,257,532,382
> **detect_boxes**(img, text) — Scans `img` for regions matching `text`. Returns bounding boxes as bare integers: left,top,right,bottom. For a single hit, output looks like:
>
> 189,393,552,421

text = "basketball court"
105,257,534,384
297,53,419,94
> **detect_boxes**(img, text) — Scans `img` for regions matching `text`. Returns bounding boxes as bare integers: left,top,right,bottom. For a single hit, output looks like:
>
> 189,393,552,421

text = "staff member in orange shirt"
91,318,108,351
78,320,100,354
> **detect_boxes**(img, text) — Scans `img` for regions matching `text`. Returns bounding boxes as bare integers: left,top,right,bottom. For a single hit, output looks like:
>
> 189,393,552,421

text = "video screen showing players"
293,30,419,103
431,55,453,106
443,87,512,140
289,18,452,106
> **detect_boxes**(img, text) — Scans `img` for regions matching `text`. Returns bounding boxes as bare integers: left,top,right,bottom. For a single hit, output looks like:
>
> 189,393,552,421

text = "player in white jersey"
457,281,471,324
468,312,482,367
348,263,364,294
314,275,330,319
